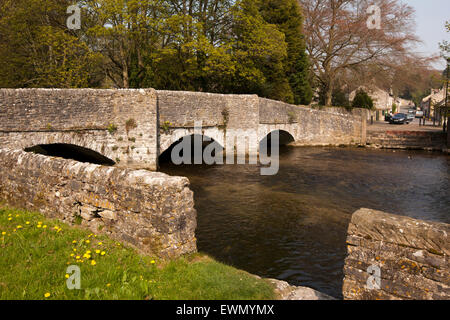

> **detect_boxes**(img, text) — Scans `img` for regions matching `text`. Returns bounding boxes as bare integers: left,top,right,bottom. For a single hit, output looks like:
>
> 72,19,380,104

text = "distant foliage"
0,0,312,105
351,90,374,110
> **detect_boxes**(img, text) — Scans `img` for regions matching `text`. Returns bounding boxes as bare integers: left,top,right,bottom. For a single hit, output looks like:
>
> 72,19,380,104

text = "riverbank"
0,206,277,300
366,121,448,152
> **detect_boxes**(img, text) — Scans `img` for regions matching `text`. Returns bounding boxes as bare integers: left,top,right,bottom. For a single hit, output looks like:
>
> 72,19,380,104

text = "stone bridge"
0,88,367,170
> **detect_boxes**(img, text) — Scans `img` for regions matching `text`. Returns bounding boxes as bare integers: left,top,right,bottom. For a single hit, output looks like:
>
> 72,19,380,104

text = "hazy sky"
405,0,449,69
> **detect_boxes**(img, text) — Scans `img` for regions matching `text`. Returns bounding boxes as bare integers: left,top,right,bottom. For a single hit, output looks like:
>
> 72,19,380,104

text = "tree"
439,21,450,60
299,0,420,106
0,0,103,88
351,89,373,109
0,0,311,104
259,0,312,104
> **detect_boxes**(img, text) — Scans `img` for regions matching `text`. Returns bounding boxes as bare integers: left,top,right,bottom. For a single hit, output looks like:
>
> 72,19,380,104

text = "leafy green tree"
0,0,312,105
0,0,103,88
351,89,374,110
259,0,312,104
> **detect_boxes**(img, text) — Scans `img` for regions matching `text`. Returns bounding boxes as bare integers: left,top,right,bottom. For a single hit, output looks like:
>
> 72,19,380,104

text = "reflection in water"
160,147,450,298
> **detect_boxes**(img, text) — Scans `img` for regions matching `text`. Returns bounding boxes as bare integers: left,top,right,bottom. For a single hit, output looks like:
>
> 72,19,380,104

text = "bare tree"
298,0,421,105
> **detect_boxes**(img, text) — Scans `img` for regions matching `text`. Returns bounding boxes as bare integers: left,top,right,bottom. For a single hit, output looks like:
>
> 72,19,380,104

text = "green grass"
0,207,276,300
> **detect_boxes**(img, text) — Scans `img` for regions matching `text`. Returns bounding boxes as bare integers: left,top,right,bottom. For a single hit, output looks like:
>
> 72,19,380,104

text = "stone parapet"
343,208,449,300
0,148,197,258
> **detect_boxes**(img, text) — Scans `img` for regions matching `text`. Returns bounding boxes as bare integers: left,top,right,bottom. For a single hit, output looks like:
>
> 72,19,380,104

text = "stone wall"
1,88,368,164
0,148,197,258
343,208,449,300
259,99,367,146
157,90,259,130
0,88,159,170
366,130,446,151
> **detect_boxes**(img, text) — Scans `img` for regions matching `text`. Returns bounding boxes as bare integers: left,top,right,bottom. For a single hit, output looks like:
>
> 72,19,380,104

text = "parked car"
415,110,424,118
389,113,409,124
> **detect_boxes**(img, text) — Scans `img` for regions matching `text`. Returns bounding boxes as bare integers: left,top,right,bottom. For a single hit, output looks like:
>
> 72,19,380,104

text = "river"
160,147,450,298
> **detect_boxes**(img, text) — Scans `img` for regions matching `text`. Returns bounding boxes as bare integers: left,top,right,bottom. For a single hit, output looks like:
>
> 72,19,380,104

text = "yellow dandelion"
70,253,75,257
37,224,42,228
1,232,5,236
44,292,51,298
76,256,81,259
7,217,12,221
85,240,90,244
98,242,103,245
95,250,100,254
15,214,19,217
86,250,91,254
17,225,23,229
100,251,106,256
150,260,155,264
38,221,42,224
65,274,70,279
43,225,47,228
26,221,30,225
73,248,77,252
106,283,111,287
91,260,96,266
72,240,77,244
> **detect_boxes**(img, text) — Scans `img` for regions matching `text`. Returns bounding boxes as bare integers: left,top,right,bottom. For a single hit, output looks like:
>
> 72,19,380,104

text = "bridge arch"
259,129,295,151
3,130,117,165
24,143,115,165
159,133,224,164
159,127,225,156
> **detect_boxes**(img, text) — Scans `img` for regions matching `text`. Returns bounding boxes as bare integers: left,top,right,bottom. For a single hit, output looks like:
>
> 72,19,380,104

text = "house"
421,88,445,119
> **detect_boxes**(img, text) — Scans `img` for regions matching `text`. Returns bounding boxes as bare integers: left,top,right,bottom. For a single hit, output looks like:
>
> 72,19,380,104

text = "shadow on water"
160,146,450,298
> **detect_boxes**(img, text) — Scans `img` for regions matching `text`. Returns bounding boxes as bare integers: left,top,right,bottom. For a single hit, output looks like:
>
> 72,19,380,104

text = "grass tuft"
0,207,275,300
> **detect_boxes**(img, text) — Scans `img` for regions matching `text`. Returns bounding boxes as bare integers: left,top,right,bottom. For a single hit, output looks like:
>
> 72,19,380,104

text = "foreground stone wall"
0,88,158,170
0,148,197,258
343,208,449,300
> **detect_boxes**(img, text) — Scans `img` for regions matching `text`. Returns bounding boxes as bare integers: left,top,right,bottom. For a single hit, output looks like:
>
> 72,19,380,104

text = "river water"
160,147,450,298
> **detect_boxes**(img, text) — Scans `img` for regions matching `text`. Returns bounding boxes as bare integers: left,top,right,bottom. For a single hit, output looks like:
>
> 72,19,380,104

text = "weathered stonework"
0,88,159,170
258,99,367,146
1,89,367,165
343,208,449,300
0,148,197,258
265,278,335,300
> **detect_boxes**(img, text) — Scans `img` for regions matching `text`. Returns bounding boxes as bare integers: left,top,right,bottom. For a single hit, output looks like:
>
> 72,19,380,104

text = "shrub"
107,123,118,134
351,89,374,110
125,119,137,133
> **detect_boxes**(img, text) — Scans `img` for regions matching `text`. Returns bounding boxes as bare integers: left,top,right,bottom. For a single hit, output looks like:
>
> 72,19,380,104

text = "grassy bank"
0,207,275,300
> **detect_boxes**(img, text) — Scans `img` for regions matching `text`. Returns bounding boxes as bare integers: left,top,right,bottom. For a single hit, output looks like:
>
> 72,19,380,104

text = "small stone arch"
159,133,224,164
159,127,225,156
259,129,295,151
